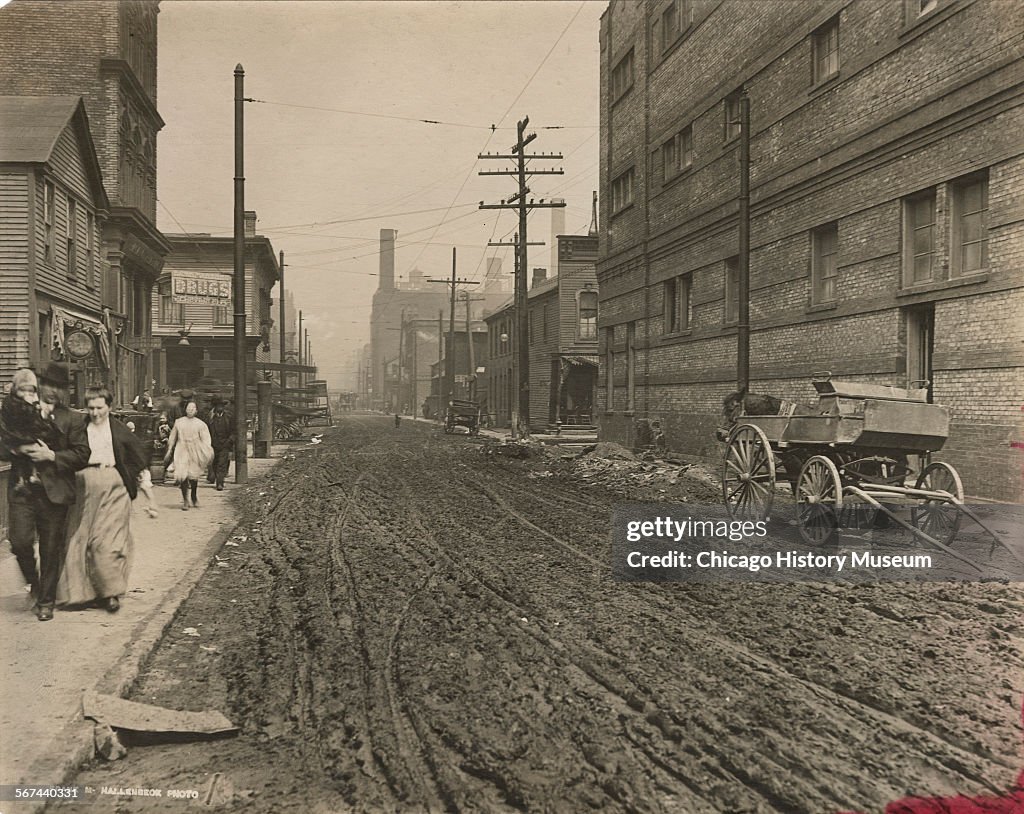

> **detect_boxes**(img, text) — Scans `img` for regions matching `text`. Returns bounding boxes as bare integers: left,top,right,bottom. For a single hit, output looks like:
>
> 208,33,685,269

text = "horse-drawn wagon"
718,375,1005,562
444,399,481,436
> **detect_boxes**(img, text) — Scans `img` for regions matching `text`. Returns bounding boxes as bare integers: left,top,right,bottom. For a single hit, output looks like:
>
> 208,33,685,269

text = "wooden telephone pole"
428,248,479,407
479,116,565,438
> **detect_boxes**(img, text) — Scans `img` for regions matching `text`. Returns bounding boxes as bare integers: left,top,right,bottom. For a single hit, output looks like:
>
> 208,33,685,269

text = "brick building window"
724,256,739,325
812,16,840,84
626,322,636,411
664,273,691,333
611,168,634,214
65,197,77,279
724,89,743,142
542,304,549,341
86,211,96,288
579,289,598,339
159,280,184,325
43,180,55,264
811,222,839,303
213,306,232,325
903,189,936,285
951,173,988,276
663,125,693,182
610,49,634,101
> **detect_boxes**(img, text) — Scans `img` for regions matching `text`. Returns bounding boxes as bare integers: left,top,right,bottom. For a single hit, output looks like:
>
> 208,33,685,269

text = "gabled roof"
0,95,108,207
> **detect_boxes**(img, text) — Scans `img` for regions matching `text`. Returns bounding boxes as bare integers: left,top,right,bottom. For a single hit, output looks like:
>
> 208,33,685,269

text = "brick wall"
596,0,1024,500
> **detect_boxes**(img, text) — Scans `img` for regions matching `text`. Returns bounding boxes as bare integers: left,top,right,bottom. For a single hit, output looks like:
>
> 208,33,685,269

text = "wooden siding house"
0,96,110,402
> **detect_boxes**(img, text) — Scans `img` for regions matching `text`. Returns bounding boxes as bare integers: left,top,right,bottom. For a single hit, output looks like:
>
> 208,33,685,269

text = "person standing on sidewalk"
58,386,150,613
0,363,90,621
205,396,234,490
164,400,214,510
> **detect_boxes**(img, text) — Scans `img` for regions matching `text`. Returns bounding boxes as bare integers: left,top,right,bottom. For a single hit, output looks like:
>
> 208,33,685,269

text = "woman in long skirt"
164,400,214,510
58,386,150,612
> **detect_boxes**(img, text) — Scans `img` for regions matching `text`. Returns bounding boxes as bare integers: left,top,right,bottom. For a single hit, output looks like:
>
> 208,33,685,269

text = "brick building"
597,0,1024,500
0,0,170,404
483,234,601,431
0,97,109,403
151,214,279,411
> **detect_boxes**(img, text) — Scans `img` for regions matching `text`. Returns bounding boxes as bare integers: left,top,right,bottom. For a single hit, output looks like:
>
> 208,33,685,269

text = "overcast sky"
156,0,604,389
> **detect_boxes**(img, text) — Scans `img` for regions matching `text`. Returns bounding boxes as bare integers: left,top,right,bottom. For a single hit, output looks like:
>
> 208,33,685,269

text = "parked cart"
274,403,329,441
444,399,481,436
718,375,1010,566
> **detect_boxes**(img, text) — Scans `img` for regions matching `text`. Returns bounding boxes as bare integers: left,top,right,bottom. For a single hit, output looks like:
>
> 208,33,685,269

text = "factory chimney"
379,228,397,290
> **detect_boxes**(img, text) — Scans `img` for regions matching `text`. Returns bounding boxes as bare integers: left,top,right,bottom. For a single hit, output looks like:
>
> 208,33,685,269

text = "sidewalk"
0,447,285,796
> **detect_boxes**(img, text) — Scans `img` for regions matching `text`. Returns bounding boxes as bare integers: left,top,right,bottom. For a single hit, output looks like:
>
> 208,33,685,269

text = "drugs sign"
172,271,233,305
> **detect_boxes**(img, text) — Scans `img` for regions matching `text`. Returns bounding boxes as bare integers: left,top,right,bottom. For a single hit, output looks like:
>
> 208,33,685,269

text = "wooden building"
0,96,110,403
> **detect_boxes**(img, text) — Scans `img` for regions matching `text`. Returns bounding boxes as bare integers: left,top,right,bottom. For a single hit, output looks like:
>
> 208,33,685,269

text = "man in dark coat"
205,396,234,490
0,362,90,620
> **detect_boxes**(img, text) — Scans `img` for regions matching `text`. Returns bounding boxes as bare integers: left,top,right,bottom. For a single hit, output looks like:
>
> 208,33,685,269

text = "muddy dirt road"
66,416,1023,812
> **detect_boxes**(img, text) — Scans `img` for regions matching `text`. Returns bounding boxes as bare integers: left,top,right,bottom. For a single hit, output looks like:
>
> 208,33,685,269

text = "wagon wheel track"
324,470,459,811
385,472,737,812
460,477,1015,793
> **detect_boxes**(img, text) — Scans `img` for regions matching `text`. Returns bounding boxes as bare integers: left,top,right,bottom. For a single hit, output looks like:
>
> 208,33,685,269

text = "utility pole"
737,92,751,393
233,64,247,483
437,309,443,416
428,248,479,406
397,308,406,413
278,250,286,393
297,309,303,395
410,313,418,416
479,116,565,438
462,292,485,402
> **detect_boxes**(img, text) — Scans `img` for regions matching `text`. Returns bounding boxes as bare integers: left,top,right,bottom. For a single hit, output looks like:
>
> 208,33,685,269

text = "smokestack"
550,199,565,273
244,210,257,238
485,256,503,290
531,267,547,289
379,228,397,290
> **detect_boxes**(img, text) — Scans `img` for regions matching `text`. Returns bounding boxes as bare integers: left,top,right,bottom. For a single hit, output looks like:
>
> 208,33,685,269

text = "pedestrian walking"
57,386,151,613
0,362,90,621
164,400,214,510
205,396,234,490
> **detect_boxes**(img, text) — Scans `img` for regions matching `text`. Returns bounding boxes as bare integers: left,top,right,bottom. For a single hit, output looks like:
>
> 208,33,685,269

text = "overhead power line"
246,98,596,130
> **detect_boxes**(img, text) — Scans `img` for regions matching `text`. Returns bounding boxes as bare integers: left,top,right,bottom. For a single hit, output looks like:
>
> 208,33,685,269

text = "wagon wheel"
797,455,843,546
722,424,776,522
911,461,963,545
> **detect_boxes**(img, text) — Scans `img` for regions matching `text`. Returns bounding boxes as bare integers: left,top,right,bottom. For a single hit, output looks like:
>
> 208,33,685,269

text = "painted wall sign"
172,271,233,305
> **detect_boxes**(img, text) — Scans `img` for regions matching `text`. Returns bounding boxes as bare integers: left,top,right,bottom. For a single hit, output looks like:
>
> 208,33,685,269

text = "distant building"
598,0,1024,499
151,213,279,410
0,0,171,404
370,229,449,410
0,96,109,403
